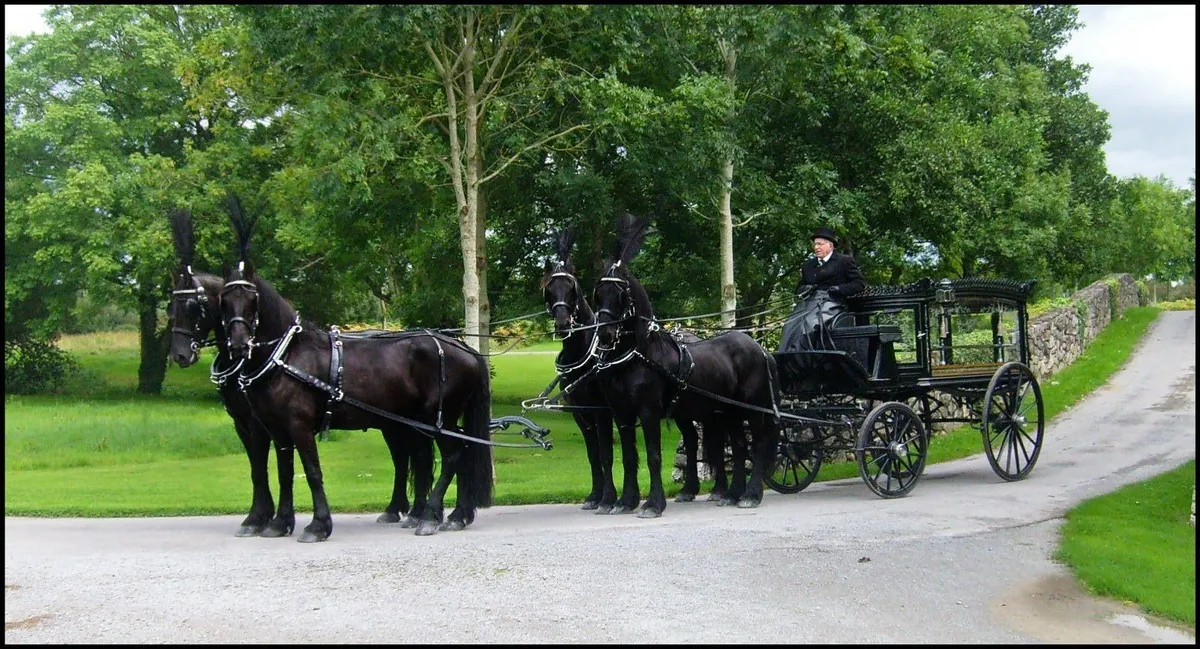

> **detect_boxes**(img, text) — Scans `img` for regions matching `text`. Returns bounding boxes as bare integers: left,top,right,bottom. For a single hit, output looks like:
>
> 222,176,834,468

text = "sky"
4,4,1196,189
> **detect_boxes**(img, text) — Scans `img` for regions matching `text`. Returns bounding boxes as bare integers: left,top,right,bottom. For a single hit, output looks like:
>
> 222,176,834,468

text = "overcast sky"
5,4,1195,189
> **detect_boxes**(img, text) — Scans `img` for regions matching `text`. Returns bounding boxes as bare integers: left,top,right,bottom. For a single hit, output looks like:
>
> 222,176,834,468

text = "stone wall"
673,273,1142,479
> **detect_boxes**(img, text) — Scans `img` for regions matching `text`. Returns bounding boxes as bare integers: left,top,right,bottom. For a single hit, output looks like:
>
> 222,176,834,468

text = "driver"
778,226,866,353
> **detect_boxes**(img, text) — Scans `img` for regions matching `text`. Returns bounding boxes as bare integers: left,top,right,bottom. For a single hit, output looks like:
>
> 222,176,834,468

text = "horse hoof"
399,515,420,529
675,493,696,503
581,500,600,511
610,505,634,515
737,498,760,509
415,521,440,536
707,492,725,502
234,525,264,537
261,521,292,538
297,531,327,543
594,505,614,515
438,519,466,532
718,498,737,507
637,507,662,519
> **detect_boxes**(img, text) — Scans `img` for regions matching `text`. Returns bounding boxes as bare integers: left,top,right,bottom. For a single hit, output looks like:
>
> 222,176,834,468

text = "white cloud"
1060,5,1196,187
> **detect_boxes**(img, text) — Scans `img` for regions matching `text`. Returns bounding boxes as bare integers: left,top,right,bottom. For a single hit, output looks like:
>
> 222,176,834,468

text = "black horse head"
168,208,221,367
593,213,653,351
541,227,586,336
219,192,262,361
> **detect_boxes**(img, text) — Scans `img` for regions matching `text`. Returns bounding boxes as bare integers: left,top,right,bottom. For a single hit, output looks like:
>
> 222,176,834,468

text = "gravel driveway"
5,311,1195,644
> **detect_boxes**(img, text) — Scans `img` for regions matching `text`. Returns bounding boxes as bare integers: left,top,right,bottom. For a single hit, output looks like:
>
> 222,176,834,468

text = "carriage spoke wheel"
764,424,824,494
856,402,928,498
982,361,1045,481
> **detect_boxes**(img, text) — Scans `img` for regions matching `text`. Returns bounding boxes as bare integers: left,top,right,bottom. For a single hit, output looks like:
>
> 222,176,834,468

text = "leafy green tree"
5,5,281,393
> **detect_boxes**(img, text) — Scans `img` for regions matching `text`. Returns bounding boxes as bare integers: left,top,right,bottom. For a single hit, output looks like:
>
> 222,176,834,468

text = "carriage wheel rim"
984,363,1044,480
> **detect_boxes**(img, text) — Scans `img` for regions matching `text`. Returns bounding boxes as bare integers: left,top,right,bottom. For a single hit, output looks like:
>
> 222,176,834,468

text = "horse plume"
225,192,256,268
553,227,576,266
169,209,195,269
613,212,649,266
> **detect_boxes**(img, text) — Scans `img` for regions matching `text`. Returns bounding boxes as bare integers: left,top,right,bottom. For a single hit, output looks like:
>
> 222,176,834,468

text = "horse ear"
221,261,232,281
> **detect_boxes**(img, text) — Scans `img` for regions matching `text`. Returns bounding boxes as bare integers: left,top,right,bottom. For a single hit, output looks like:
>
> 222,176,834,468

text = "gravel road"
5,311,1195,644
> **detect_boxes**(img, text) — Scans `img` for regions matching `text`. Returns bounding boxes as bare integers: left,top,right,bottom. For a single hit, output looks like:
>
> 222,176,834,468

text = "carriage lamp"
935,278,955,304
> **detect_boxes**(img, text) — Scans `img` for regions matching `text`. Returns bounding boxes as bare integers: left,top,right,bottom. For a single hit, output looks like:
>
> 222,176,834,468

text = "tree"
5,5,273,393
243,5,593,354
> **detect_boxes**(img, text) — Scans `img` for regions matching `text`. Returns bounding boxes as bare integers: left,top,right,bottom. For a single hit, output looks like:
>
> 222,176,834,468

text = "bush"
4,336,81,395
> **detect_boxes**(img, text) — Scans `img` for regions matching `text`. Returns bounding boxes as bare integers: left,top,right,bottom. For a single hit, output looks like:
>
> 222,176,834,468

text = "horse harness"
594,266,781,420
233,313,550,449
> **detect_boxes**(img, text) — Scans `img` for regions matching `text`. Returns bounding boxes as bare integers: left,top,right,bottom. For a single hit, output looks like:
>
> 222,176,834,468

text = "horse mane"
170,209,195,269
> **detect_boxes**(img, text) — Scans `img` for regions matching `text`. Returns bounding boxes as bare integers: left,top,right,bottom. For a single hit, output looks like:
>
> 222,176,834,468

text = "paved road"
5,312,1195,644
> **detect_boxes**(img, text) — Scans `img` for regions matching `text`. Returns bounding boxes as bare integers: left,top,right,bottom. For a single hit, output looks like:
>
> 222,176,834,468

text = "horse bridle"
170,266,216,356
544,267,582,336
593,262,636,351
221,266,260,359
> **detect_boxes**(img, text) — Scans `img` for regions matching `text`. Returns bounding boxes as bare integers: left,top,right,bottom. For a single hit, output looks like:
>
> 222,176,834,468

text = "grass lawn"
1055,460,1195,627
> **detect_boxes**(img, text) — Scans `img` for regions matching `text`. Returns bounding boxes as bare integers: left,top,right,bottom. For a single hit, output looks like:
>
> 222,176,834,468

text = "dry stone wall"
673,274,1142,478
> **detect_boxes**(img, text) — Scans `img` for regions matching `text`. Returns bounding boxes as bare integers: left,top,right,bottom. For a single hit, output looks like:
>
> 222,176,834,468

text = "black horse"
168,208,297,538
591,214,781,518
217,197,493,541
541,227,727,512
168,208,436,535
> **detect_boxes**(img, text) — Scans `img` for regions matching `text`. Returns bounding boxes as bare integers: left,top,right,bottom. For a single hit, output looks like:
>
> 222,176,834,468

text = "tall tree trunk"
717,37,737,330
476,186,491,359
136,285,168,395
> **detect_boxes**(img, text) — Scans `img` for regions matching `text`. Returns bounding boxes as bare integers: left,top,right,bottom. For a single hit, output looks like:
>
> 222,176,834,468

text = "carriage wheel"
982,361,1044,481
855,402,928,498
764,423,824,494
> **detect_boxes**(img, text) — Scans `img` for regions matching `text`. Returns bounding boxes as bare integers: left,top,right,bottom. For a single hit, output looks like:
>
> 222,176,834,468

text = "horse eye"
186,299,203,319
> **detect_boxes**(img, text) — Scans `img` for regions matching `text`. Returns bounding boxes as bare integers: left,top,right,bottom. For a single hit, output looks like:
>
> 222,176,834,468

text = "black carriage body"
766,277,1044,499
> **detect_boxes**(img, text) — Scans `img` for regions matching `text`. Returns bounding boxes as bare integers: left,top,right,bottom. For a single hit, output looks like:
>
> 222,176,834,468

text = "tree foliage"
5,5,1193,394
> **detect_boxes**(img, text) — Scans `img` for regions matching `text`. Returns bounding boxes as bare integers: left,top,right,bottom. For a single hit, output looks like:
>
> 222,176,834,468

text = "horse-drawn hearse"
527,215,1046,513
170,198,1044,539
766,276,1044,498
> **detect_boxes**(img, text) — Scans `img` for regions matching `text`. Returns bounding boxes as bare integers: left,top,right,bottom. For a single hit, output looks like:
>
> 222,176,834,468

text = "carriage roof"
845,277,1036,311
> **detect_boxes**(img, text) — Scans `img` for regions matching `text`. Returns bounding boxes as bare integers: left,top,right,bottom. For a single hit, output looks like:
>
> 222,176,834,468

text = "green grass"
1055,460,1196,627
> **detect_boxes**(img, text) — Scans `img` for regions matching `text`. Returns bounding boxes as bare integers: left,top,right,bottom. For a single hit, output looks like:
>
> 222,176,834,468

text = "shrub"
4,336,81,395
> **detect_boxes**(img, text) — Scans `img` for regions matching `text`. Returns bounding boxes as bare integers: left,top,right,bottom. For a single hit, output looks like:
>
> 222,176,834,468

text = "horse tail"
460,352,495,509
761,349,783,475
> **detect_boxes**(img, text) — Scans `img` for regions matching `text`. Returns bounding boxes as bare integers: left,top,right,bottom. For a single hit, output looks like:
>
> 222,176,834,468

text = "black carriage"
767,277,1044,498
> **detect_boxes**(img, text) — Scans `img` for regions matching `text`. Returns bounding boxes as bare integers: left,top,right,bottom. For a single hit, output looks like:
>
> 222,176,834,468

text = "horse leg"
231,417,274,537
404,431,434,529
416,439,457,536
377,426,410,524
262,436,296,537
587,410,618,514
638,411,666,518
722,416,749,507
738,414,768,508
703,418,729,503
576,412,604,510
674,418,700,502
610,417,641,515
290,422,333,543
